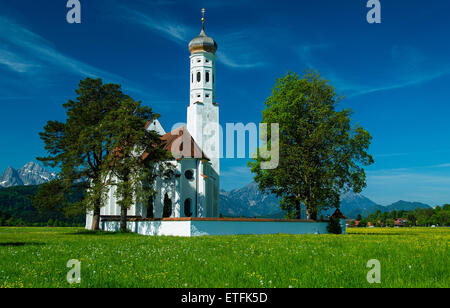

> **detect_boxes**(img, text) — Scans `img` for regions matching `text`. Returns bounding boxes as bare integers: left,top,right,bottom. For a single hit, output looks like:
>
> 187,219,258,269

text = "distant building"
394,218,408,227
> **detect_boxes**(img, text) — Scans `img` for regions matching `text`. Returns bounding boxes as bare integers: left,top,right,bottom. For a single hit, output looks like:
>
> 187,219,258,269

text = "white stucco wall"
340,218,347,235
85,211,93,229
187,50,220,215
190,220,330,236
146,119,166,135
103,221,191,237
101,219,334,237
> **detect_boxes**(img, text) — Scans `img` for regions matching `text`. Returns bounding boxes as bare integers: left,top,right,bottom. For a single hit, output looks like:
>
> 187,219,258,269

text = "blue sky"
1,0,450,206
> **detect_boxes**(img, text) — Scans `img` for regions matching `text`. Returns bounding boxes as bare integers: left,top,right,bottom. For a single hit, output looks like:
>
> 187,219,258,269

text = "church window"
163,194,172,218
206,72,210,83
206,59,210,63
147,196,154,219
206,94,210,98
191,74,193,83
197,72,201,82
184,199,192,217
185,170,194,180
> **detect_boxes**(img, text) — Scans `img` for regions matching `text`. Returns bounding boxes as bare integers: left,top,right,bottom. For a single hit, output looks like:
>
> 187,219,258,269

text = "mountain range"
332,193,431,218
219,182,282,218
0,162,56,188
220,183,432,219
0,163,432,219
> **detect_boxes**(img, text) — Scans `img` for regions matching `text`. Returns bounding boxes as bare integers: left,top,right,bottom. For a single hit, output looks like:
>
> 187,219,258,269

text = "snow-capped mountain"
0,167,24,187
0,162,56,188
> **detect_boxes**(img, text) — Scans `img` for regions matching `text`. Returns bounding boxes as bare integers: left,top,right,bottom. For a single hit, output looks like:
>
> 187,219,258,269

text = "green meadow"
0,227,448,288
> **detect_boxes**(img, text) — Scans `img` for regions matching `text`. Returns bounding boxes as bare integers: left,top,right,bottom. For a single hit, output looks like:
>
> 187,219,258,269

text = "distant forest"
355,205,450,227
0,185,85,227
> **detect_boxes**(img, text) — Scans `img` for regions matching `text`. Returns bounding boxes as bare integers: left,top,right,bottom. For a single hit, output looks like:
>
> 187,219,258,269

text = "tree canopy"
249,71,374,220
358,205,450,227
101,97,171,231
35,78,165,230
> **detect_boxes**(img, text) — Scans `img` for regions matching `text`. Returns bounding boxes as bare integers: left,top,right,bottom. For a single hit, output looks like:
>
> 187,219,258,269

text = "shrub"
359,219,368,228
327,217,342,234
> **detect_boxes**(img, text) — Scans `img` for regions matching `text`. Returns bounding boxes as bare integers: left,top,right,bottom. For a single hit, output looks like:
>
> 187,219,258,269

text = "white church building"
86,12,345,236
86,13,220,227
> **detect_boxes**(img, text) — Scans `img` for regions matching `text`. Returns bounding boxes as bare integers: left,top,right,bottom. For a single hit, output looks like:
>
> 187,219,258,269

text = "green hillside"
0,185,84,227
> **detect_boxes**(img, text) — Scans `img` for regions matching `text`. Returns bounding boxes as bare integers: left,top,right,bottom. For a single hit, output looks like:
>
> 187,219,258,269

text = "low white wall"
133,221,191,236
85,211,93,230
340,219,347,235
102,219,340,237
190,220,329,236
103,221,191,236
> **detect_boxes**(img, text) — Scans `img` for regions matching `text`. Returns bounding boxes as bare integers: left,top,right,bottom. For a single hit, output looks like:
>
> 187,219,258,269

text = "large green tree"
36,78,131,230
249,71,374,220
102,98,171,232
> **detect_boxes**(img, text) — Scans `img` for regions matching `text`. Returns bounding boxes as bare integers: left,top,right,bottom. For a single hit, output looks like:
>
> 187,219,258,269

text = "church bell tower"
187,9,220,184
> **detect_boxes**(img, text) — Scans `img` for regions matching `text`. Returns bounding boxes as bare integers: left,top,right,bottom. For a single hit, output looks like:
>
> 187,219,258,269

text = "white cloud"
295,42,450,97
0,49,39,73
122,9,267,70
216,51,266,69
124,9,191,44
296,44,331,69
430,163,450,168
0,17,121,80
215,30,268,69
347,70,449,97
0,16,169,108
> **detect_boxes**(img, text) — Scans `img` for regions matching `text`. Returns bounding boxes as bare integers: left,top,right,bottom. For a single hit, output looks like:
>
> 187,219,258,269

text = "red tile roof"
142,125,209,161
331,208,347,219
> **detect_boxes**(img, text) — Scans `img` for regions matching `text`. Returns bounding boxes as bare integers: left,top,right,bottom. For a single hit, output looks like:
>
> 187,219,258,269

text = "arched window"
185,170,194,180
206,72,210,83
163,193,172,218
147,196,154,219
191,73,193,83
197,72,201,82
184,199,192,217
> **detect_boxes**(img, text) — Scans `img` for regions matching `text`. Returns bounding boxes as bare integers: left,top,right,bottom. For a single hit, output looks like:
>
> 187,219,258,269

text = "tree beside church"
249,71,374,220
36,78,133,230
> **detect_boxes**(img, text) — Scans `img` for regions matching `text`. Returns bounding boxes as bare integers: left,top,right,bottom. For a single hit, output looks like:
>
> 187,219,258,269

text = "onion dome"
188,9,218,54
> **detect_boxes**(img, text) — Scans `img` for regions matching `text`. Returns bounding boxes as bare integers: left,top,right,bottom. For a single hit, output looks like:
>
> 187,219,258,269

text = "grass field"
0,227,448,288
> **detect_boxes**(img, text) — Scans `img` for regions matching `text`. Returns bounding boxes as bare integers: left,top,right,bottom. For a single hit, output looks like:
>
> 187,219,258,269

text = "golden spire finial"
201,8,206,29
